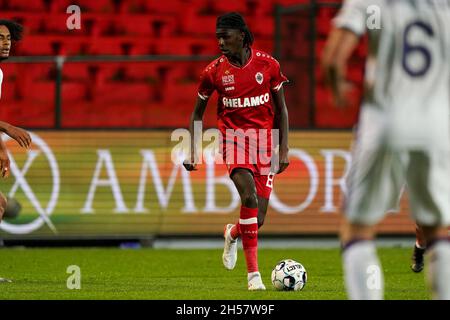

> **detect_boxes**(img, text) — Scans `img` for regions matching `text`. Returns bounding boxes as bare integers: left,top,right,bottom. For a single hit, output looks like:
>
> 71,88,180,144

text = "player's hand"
332,80,354,108
5,125,32,149
183,159,198,171
0,148,10,178
271,148,289,174
277,149,290,174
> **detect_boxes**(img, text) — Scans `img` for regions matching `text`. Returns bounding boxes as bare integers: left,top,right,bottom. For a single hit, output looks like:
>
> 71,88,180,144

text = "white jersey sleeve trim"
198,92,209,100
272,80,289,92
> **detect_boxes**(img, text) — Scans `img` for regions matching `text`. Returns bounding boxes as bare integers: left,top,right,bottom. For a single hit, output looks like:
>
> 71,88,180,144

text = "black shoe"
411,245,425,273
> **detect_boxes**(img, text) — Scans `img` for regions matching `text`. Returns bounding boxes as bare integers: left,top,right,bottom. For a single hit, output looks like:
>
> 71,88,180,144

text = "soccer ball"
271,259,307,291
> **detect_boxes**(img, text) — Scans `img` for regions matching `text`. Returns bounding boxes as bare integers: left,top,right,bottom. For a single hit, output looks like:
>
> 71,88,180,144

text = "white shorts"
345,137,450,227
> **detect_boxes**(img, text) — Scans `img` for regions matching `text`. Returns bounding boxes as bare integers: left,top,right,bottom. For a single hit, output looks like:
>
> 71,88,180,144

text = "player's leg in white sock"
427,239,450,300
342,240,384,300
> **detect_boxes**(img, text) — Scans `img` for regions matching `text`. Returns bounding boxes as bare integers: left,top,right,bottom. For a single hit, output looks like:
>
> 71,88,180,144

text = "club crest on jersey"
222,74,235,86
255,72,263,85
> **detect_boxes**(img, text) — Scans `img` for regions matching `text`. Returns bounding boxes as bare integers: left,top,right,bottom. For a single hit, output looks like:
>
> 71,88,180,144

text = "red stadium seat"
62,82,88,102
317,18,332,38
157,36,217,55
0,80,16,101
165,82,198,104
0,12,43,35
62,63,90,81
5,0,46,12
26,80,55,103
12,63,55,83
15,35,86,56
275,0,309,6
181,14,217,36
70,0,115,13
127,39,158,55
88,63,124,85
62,102,149,127
144,0,194,14
246,17,274,38
246,0,275,17
122,63,159,81
117,14,177,37
6,101,54,127
253,38,274,54
211,0,247,14
14,36,55,55
117,15,153,36
91,82,153,103
0,64,19,80
38,13,69,34
87,38,127,55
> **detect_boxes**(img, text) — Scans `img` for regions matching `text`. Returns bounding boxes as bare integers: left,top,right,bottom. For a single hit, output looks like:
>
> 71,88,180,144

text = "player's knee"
0,194,7,221
241,192,258,208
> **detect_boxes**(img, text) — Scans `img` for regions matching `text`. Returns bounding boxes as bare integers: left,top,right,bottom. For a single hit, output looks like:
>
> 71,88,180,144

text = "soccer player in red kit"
183,12,290,290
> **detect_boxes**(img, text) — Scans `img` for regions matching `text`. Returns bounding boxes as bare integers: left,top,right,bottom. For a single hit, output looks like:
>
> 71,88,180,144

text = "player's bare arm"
321,28,359,107
272,87,289,174
0,120,31,148
0,138,10,178
183,97,209,171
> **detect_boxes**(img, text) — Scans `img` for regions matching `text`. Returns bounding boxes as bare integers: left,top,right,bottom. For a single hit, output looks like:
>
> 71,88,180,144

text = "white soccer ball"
271,259,307,291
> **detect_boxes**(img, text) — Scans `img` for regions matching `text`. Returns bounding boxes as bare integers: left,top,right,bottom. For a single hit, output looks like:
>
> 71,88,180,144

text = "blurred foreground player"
322,1,450,299
183,12,290,290
0,19,32,223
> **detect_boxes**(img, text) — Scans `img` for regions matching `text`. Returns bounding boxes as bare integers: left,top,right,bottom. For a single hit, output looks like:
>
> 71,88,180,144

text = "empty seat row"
11,35,274,56
12,35,225,56
2,11,277,40
0,0,311,14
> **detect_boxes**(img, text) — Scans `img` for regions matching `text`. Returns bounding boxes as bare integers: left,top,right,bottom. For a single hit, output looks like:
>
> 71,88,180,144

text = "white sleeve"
333,0,370,36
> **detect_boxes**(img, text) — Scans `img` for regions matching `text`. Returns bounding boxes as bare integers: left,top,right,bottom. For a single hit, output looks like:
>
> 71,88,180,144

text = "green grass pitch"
0,247,430,300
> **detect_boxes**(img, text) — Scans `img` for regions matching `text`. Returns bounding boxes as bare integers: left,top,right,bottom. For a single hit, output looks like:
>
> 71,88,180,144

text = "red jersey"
198,49,288,134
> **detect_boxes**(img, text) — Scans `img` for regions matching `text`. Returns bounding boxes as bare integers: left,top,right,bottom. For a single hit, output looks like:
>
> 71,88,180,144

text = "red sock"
244,247,258,273
230,222,240,239
239,206,259,273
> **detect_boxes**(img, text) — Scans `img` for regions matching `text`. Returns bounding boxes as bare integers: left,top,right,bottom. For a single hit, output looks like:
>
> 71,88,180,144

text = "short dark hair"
216,12,254,47
0,19,24,41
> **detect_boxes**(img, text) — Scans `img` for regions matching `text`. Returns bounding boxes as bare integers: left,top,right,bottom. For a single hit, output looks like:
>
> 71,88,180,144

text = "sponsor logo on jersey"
222,93,270,108
222,74,235,85
224,86,235,91
255,72,263,84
